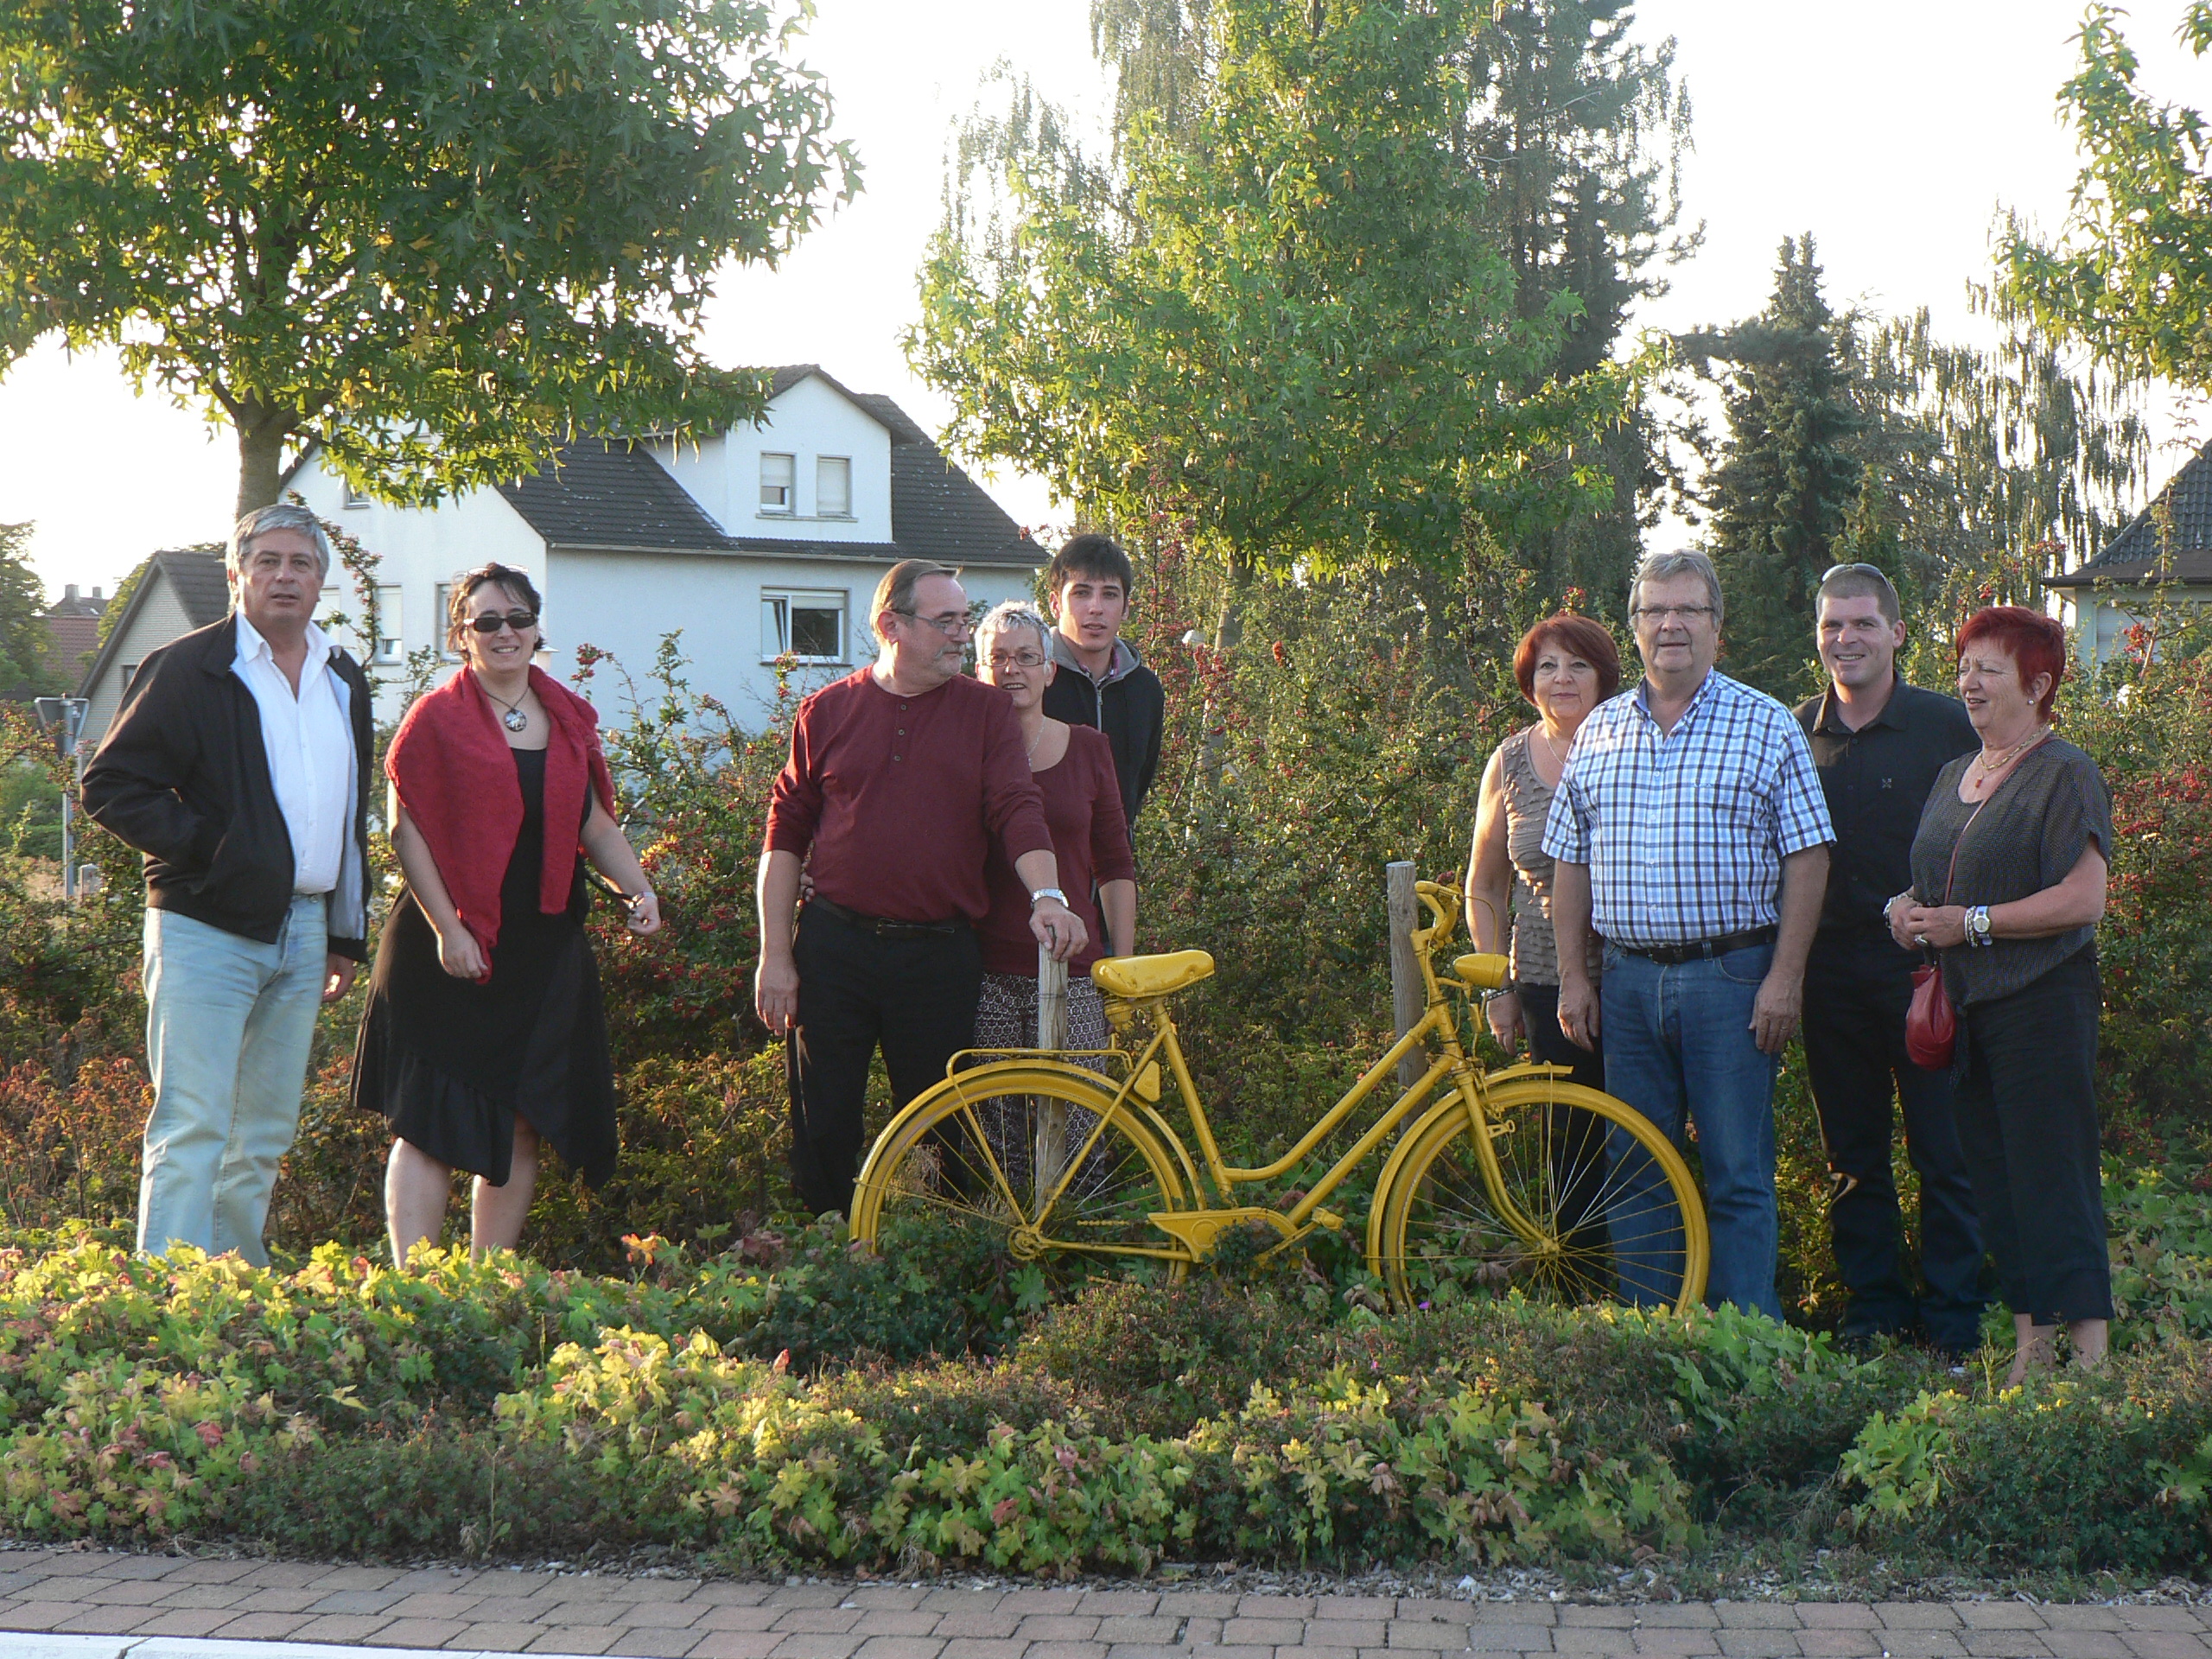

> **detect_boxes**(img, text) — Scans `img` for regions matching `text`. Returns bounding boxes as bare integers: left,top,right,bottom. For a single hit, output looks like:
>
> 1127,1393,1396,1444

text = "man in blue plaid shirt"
1542,550,1833,1319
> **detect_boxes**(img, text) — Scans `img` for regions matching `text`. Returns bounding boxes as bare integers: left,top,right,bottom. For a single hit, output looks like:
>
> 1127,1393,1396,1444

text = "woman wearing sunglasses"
352,563,660,1264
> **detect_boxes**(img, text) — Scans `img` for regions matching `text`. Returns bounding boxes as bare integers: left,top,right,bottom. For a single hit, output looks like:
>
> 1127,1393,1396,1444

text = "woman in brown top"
1891,606,2112,1386
1465,613,1620,1087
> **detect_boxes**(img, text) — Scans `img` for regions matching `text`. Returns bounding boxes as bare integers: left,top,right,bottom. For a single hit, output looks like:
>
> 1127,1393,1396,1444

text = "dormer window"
760,453,795,513
817,456,851,518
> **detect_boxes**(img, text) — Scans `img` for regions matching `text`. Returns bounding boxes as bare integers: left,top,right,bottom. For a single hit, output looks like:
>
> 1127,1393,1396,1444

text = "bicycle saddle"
1091,950,1216,998
1453,953,1510,990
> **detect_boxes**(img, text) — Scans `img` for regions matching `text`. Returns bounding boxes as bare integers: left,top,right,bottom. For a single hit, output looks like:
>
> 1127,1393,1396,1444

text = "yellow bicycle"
850,880,1710,1313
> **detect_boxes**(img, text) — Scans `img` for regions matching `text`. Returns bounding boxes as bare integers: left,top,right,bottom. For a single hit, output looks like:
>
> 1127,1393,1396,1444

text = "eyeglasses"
467,610,538,634
893,609,973,639
1821,563,1889,582
986,650,1047,671
1630,604,1714,623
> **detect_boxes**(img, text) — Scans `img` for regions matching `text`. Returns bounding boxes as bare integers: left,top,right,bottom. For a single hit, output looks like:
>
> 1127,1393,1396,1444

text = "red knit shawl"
386,665,614,973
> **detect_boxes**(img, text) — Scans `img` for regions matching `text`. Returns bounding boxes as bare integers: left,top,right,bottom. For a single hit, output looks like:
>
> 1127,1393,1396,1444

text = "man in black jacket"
1039,534,1166,828
84,504,373,1264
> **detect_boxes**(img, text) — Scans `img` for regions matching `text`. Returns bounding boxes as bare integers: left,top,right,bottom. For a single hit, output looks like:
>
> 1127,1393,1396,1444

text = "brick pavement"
0,1548,2202,1658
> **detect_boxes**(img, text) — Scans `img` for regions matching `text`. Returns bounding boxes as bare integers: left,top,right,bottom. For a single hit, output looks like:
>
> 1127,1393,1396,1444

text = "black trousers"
1517,982,1605,1092
1515,982,1609,1254
785,904,983,1220
1954,948,2111,1325
1802,930,1986,1351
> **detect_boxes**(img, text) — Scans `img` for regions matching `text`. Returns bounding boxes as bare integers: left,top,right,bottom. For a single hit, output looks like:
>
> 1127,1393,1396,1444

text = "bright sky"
2,0,2202,599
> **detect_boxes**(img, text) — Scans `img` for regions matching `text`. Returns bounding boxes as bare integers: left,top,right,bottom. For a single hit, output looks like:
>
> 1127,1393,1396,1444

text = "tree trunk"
234,410,289,518
1198,546,1255,796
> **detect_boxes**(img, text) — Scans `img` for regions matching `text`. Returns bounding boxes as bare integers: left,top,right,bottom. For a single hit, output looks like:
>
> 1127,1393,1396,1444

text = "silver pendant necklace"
485,685,530,733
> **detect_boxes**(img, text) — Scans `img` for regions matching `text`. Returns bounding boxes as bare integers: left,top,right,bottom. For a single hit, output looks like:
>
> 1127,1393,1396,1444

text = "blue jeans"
1600,940,1781,1319
139,896,328,1265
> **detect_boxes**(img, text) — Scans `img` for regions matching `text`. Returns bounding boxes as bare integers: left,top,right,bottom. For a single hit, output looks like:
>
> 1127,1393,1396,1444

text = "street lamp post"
31,696,89,902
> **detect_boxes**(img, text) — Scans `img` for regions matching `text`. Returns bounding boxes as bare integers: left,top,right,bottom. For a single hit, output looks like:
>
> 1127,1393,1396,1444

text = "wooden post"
1386,861,1423,1091
1034,947,1069,1208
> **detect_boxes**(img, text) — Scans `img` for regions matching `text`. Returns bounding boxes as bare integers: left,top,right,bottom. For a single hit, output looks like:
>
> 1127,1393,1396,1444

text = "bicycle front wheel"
1370,1077,1709,1315
850,1063,1191,1280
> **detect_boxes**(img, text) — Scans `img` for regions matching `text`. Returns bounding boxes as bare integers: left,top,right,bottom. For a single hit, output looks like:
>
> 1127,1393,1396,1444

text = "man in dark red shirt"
756,560,1087,1217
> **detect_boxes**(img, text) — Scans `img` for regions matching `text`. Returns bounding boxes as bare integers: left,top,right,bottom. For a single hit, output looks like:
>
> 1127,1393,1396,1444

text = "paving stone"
625,1579,708,1603
918,1640,1025,1659
843,1589,931,1611
1388,1618,1478,1649
768,1588,856,1611
688,1634,785,1659
1399,1602,1478,1626
1794,1633,1883,1658
1297,1620,1388,1645
149,1582,252,1611
301,1564,404,1592
125,1608,240,1637
287,1612,401,1643
1955,1606,2046,1630
922,1590,1004,1613
1714,1606,1802,1630
1958,1635,2051,1657
929,1612,1020,1639
622,1601,709,1630
239,1562,344,1589
1244,1599,1320,1618
1223,1618,1311,1645
1640,1608,1721,1629
1016,1616,1106,1641
476,1595,574,1622
1468,1607,1559,1629
1876,1634,1966,1658
470,1621,557,1653
1318,1600,1401,1620
849,1611,939,1637
5,1553,102,1578
1559,1611,1638,1629
206,1611,319,1643
1158,1593,1247,1618
770,1633,867,1659
1796,1610,1880,1630
773,1609,865,1634
694,1585,779,1608
1878,1605,1964,1630
1554,1634,1639,1657
307,1587,410,1615
154,1558,258,1585
1454,1627,1552,1653
89,1554,182,1580
1003,1592,1094,1615
0,1600,91,1631
51,1605,155,1634
2123,1614,2212,1634
523,1626,627,1655
1093,1615,1185,1643
2041,1610,2128,1632
61,1579,171,1607
385,1591,492,1619
2027,1635,2128,1658
363,1616,474,1647
1713,1633,1796,1658
607,1630,709,1657
851,1637,946,1659
1079,1592,1164,1616
1103,1645,1194,1659
2120,1637,2212,1659
1021,1642,1109,1659
1630,1630,1719,1656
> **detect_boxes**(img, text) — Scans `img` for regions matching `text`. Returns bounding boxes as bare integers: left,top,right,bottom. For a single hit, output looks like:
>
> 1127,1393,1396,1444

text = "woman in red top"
972,601,1136,1059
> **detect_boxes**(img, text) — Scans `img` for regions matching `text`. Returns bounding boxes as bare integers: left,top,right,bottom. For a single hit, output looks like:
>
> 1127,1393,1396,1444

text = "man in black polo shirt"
1796,564,1984,1357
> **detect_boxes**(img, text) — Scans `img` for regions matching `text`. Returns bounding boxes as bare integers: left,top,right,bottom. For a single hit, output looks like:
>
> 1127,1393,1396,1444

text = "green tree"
911,0,1637,645
0,523,53,699
1681,235,1862,693
1999,2,2212,395
0,0,857,516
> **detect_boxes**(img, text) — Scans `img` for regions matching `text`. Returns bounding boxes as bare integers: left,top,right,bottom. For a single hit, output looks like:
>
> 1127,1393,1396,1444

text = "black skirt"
351,747,618,1186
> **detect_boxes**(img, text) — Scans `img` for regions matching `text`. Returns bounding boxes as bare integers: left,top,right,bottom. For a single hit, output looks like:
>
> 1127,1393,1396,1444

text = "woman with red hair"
1890,606,2112,1385
1466,612,1623,1080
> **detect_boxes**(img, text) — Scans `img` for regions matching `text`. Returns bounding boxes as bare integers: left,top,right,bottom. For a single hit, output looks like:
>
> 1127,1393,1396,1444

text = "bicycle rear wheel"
1370,1077,1709,1315
850,1063,1191,1281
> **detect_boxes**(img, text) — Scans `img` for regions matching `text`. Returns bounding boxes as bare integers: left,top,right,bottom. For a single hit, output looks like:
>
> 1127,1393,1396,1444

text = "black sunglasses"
467,610,538,634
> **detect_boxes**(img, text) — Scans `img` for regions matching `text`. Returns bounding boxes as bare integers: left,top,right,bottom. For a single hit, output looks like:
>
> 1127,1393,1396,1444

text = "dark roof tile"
493,439,732,551
2050,442,2212,588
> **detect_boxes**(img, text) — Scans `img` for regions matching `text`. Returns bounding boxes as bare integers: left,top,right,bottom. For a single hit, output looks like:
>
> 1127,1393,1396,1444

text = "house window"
433,583,461,660
760,453,795,513
341,480,371,510
372,585,404,664
762,590,847,663
817,456,852,518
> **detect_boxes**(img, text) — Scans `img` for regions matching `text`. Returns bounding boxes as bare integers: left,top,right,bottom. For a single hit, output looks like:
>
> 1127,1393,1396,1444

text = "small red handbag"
1904,800,1985,1071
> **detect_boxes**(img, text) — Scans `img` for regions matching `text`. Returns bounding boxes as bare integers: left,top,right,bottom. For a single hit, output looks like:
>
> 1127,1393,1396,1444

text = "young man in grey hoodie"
1039,533,1166,827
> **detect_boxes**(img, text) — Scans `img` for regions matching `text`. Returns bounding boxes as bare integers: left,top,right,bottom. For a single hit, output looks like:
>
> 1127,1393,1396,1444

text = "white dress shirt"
232,613,355,895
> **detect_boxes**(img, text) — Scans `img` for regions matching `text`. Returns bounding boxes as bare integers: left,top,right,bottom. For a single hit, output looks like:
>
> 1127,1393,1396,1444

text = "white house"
282,365,1046,725
75,549,232,749
2048,441,2212,668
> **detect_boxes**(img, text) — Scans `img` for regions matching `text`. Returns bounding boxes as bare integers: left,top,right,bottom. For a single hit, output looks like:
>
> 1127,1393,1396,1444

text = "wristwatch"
1965,906,1993,948
1029,887,1069,908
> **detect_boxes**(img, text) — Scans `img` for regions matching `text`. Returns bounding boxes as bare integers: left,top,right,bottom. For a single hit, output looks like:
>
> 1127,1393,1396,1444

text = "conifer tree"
1681,236,1861,694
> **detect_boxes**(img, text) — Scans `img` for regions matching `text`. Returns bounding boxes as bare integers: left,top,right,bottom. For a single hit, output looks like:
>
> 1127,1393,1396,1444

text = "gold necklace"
1973,726,2048,778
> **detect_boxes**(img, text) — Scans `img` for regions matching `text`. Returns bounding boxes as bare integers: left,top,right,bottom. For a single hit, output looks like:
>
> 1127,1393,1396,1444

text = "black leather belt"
806,896,967,939
1622,926,1777,965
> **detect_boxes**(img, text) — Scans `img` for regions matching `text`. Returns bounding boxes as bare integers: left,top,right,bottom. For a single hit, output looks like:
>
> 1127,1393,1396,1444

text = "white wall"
709,375,893,544
81,569,205,748
546,549,1039,730
289,452,547,722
